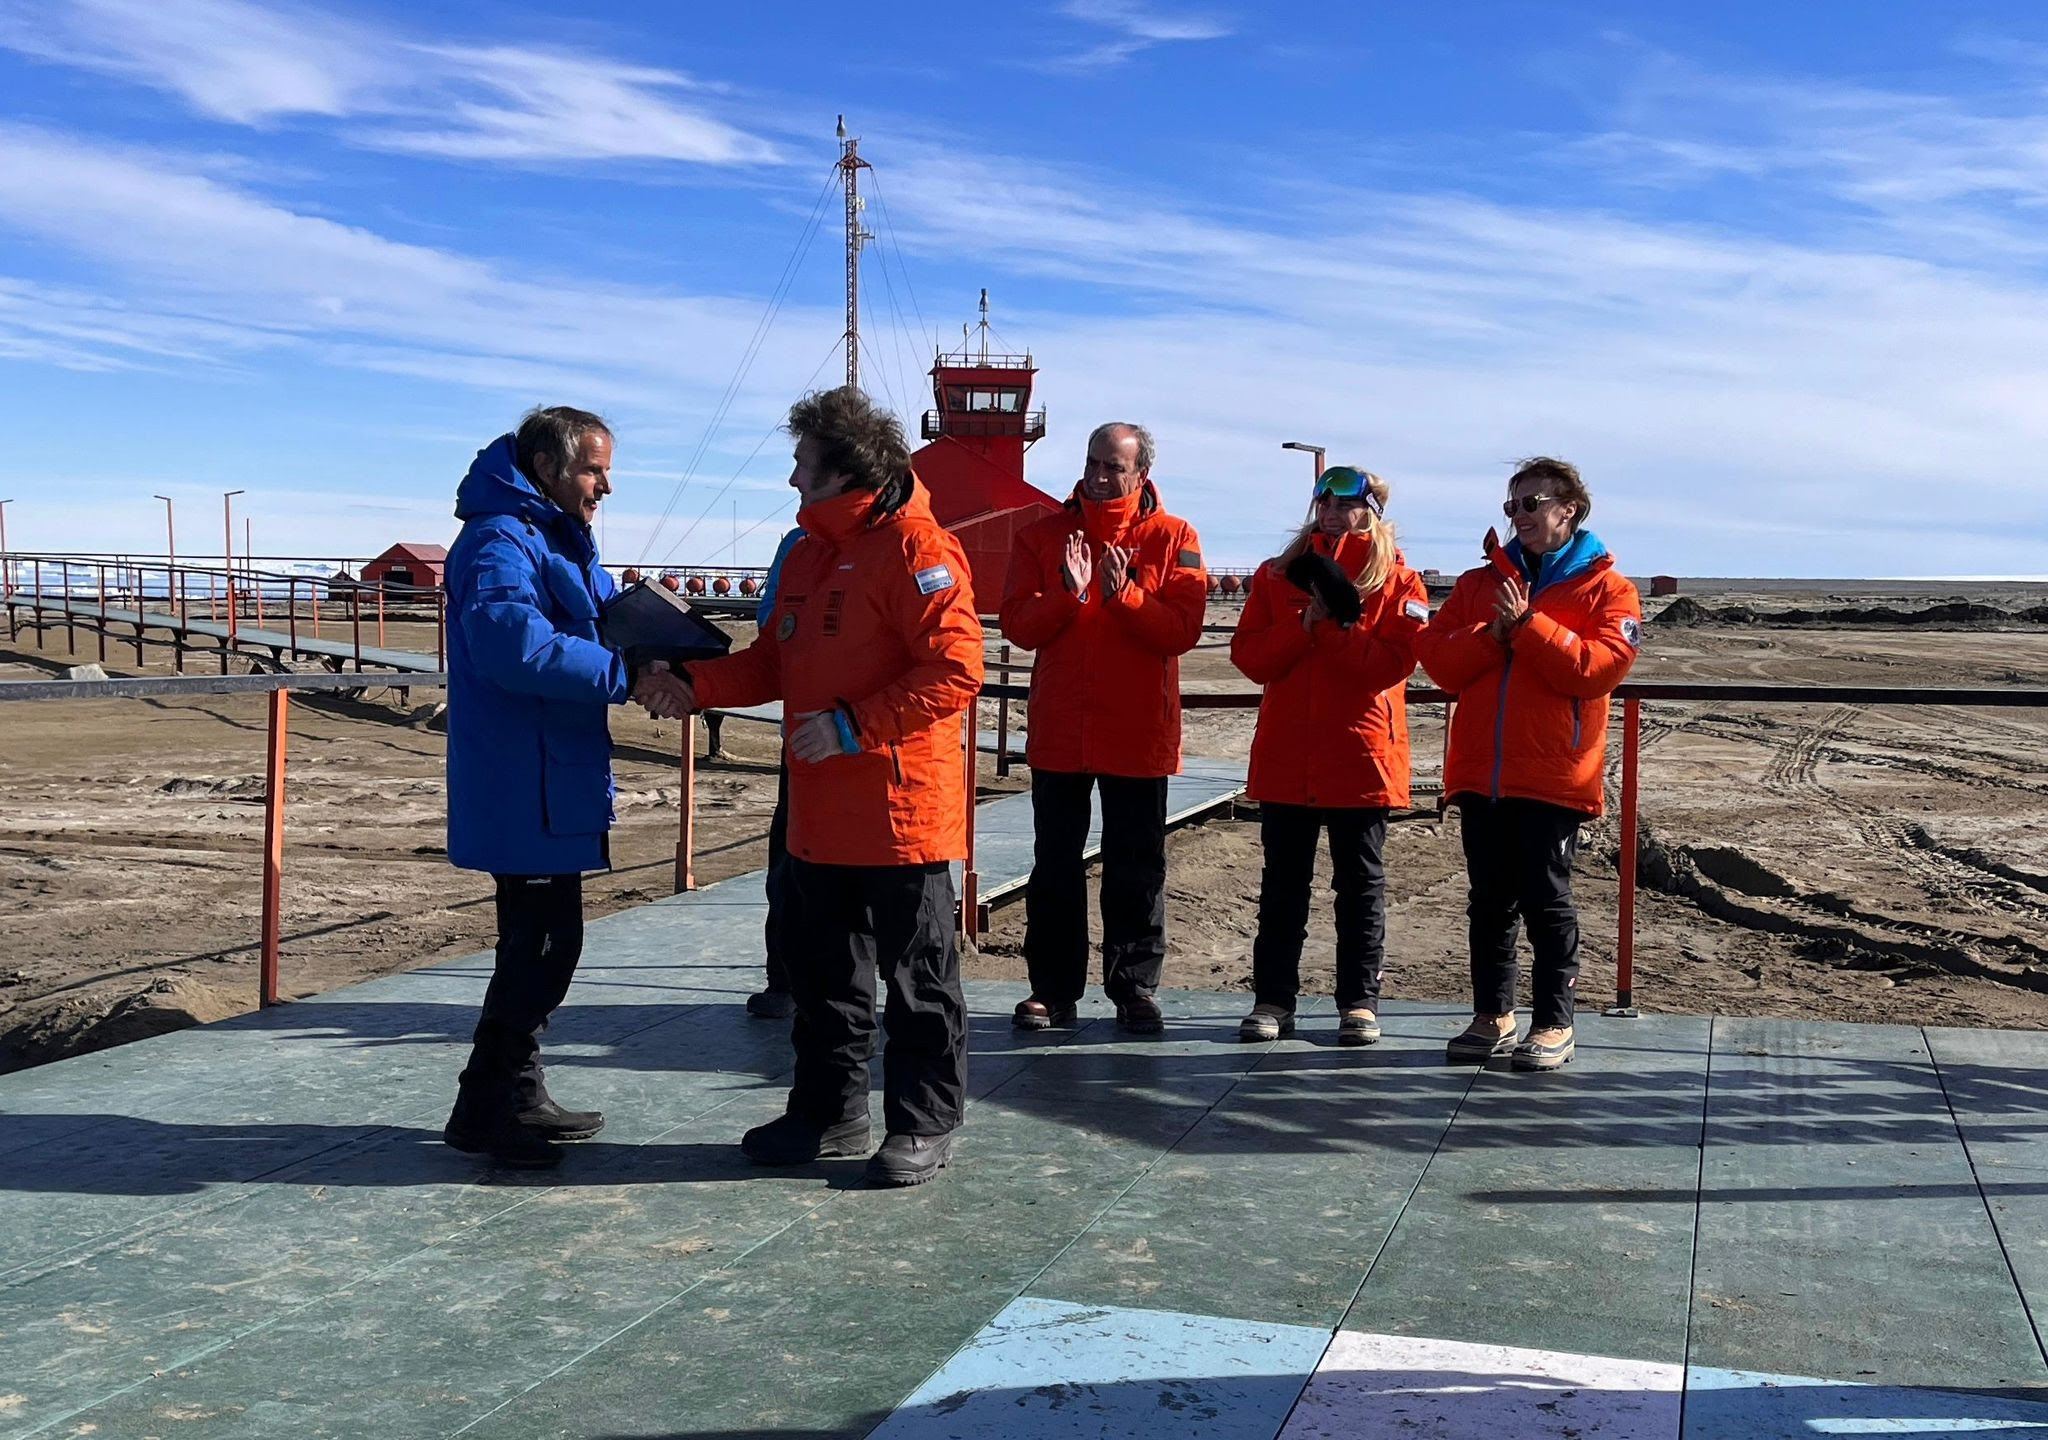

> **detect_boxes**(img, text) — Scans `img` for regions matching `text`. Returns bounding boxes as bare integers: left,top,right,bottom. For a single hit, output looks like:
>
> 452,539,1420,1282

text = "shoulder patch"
1402,598,1430,624
914,563,957,596
1621,616,1642,648
1176,548,1202,569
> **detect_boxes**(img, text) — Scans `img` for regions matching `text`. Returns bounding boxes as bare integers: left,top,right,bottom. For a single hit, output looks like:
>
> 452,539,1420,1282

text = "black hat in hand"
1284,549,1362,627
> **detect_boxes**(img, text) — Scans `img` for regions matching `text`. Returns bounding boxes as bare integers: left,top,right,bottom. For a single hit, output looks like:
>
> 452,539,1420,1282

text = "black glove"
1284,550,1362,627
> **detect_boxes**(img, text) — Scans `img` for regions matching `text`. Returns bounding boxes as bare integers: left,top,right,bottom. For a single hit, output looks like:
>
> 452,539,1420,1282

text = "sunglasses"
1502,494,1555,517
1314,467,1385,515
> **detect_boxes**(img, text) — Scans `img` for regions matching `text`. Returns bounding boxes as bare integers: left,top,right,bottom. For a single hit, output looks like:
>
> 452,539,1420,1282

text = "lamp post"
0,498,13,598
224,489,245,647
153,494,176,617
1280,441,1326,482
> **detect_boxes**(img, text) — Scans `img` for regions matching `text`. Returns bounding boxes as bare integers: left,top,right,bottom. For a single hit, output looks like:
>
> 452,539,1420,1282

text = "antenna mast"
836,115,873,391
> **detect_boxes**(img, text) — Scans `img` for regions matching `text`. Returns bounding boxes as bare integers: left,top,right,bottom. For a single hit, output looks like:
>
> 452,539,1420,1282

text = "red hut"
910,294,1061,609
361,543,448,591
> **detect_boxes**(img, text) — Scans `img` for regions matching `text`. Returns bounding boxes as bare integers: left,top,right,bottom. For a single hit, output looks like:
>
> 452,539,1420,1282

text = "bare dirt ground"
5,581,2048,1073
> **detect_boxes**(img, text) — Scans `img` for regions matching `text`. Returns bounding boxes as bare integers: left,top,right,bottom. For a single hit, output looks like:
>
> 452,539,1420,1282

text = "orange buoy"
739,577,758,596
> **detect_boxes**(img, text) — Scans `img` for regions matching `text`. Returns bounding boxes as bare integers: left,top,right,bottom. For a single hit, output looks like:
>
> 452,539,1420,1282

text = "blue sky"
2,1,2046,576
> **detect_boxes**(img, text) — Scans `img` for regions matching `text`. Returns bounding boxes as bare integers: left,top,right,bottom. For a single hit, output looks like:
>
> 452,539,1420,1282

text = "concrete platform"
4,872,2047,1438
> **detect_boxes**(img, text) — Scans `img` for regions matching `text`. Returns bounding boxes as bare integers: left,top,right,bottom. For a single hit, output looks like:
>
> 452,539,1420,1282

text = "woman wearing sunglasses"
1416,457,1641,1070
1230,466,1429,1045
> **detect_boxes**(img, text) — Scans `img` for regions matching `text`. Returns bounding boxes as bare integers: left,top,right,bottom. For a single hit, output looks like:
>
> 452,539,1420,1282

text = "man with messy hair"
647,386,984,1187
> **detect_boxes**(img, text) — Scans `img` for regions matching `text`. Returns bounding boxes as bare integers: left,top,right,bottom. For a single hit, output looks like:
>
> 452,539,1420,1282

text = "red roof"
913,437,1060,527
373,543,449,565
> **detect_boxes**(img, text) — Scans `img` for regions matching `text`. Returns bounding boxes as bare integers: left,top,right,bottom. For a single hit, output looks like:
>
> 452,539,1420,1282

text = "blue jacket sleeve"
458,531,630,704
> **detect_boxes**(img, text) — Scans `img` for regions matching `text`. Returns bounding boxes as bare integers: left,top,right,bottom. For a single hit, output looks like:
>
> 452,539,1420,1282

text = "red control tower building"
912,292,1061,606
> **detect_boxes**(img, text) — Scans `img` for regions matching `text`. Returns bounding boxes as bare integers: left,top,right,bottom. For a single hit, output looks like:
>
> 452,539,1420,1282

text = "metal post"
377,585,385,649
961,711,979,939
675,715,697,893
434,588,444,669
260,688,289,1007
95,563,107,663
288,576,298,654
223,490,244,650
351,584,362,672
1606,697,1641,1018
995,644,1012,776
65,562,76,653
0,498,11,598
32,557,43,650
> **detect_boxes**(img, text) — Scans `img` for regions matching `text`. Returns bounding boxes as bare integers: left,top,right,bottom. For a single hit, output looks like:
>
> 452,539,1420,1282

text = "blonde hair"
1274,470,1398,597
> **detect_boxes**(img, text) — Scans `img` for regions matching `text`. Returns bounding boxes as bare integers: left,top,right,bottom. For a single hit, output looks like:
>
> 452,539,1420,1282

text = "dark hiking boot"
1338,1007,1382,1047
865,1131,956,1187
1238,1004,1295,1042
516,1099,605,1141
740,1113,872,1166
746,988,796,1020
1013,997,1078,1031
444,1109,563,1169
1115,995,1165,1035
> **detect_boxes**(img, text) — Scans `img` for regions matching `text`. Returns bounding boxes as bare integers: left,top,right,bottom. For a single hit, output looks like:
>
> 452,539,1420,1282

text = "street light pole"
153,494,176,617
224,489,245,647
1280,441,1326,482
0,499,13,598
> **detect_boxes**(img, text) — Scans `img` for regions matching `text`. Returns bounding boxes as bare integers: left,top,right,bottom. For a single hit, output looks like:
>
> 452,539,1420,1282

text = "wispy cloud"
1041,0,1233,71
0,0,779,167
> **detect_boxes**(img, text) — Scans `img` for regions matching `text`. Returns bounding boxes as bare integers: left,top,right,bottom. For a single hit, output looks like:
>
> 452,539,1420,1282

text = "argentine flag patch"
1403,599,1429,623
914,563,957,595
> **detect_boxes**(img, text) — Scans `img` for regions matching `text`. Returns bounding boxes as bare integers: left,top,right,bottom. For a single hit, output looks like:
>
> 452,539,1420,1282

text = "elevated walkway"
3,594,439,673
4,863,2047,1438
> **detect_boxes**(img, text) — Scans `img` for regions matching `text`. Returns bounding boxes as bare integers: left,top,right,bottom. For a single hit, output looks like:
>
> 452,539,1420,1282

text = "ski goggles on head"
1313,466,1384,515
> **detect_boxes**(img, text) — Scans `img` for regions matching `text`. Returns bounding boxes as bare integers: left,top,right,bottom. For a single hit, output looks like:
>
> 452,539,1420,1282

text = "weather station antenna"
836,115,874,390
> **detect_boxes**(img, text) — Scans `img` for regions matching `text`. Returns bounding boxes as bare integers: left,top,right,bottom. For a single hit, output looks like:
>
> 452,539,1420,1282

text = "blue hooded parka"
444,434,629,875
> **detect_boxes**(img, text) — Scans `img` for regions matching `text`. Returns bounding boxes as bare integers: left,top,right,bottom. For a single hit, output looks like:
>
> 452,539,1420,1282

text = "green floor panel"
42,1032,1074,1439
475,1020,1276,1439
1689,1017,2048,1389
1921,1026,2048,1371
0,1006,805,1437
1030,1000,1483,1328
1341,1011,1712,1364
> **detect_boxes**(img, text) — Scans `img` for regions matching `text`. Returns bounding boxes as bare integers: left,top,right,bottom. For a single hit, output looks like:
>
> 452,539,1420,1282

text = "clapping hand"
1099,544,1131,599
1060,531,1093,594
789,709,850,764
1488,575,1530,644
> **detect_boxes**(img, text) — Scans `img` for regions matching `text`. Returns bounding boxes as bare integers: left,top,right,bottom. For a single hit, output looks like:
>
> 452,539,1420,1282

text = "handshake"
627,663,855,764
631,661,696,720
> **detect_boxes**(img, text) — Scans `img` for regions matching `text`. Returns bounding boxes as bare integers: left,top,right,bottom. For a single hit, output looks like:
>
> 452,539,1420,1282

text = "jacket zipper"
889,744,904,785
1489,654,1513,800
1570,697,1582,750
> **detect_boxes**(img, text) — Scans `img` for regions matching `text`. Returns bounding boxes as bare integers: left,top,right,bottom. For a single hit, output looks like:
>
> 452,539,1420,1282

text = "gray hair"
515,405,612,486
1087,421,1156,474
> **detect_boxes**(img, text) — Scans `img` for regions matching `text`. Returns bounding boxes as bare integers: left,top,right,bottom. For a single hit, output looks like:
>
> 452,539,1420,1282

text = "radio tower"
836,115,874,391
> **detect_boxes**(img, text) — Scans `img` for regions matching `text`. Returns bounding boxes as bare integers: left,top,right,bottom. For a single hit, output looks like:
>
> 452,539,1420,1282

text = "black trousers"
458,873,584,1115
784,858,967,1137
1456,795,1584,1030
1023,770,1169,1007
762,765,791,992
1251,804,1389,1012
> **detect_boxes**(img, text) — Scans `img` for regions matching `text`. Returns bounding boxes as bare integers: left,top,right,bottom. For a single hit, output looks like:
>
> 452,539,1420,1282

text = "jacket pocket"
541,553,600,625
541,720,614,836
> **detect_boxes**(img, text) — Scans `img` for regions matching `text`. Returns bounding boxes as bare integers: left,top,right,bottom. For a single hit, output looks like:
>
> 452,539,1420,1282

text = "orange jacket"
1415,530,1641,816
1232,535,1428,809
999,482,1207,778
690,477,984,866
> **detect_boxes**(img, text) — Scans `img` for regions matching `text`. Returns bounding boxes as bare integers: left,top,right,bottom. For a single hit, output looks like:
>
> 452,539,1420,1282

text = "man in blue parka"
442,404,651,1167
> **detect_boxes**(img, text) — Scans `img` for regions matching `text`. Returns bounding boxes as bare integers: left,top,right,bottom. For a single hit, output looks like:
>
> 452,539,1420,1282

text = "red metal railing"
1,552,447,677
5,666,2044,1014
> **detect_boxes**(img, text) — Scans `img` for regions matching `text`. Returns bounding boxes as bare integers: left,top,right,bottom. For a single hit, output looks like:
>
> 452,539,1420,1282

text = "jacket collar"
1066,478,1160,543
799,474,937,545
1506,527,1610,593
